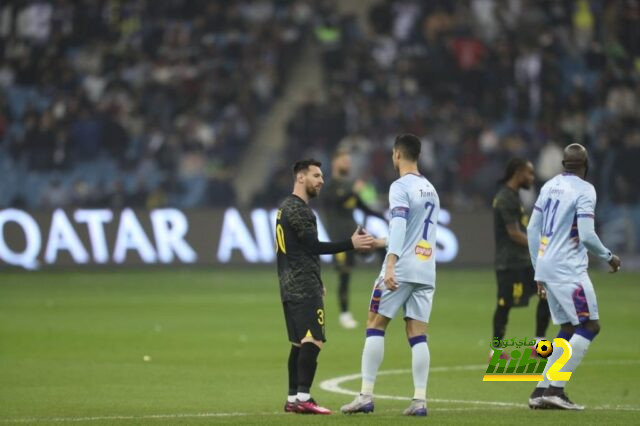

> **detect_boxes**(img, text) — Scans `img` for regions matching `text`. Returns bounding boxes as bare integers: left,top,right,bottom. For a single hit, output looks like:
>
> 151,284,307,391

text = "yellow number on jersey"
317,309,325,325
276,224,286,254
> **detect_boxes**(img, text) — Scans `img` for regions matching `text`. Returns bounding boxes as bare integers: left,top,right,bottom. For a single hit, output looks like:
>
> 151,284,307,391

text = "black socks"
493,305,510,341
338,272,350,312
297,342,321,393
287,345,300,396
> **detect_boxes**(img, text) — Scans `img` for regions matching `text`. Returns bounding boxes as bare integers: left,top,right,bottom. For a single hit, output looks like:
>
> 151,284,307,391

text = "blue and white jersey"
380,173,439,285
528,173,610,284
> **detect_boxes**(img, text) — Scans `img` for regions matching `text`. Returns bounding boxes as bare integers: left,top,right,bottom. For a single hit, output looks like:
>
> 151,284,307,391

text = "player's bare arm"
384,254,399,291
505,222,529,247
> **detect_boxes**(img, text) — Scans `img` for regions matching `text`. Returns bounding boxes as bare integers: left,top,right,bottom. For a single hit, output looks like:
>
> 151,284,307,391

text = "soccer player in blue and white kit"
527,144,621,410
341,134,439,416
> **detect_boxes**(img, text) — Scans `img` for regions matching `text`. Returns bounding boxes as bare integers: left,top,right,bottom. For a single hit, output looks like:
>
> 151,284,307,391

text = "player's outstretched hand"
351,228,374,251
608,254,621,273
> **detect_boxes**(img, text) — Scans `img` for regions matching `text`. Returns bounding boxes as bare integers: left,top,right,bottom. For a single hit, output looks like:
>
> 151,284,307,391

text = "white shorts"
541,274,599,326
368,276,435,323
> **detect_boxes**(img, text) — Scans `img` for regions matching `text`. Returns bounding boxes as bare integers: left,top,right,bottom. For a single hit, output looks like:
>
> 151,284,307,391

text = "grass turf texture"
0,267,638,425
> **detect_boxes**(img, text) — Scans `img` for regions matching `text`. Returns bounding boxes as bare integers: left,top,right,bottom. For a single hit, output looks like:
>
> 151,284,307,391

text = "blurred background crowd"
1,0,639,254
0,0,313,208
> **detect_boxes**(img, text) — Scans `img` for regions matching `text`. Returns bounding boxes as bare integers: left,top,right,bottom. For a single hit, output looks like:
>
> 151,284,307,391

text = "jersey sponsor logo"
537,236,549,257
415,239,433,260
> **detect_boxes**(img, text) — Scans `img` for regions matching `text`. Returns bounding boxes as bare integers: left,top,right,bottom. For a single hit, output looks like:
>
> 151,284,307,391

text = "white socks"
551,333,592,388
536,339,564,389
360,330,430,400
537,329,596,390
296,392,310,402
409,335,429,400
361,329,385,395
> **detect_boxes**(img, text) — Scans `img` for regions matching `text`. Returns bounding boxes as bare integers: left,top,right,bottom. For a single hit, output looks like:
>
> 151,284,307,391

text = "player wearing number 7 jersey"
526,143,621,411
341,134,439,417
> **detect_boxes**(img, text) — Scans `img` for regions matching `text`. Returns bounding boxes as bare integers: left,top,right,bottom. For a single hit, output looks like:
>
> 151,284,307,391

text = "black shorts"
282,298,326,343
334,251,355,271
496,266,537,308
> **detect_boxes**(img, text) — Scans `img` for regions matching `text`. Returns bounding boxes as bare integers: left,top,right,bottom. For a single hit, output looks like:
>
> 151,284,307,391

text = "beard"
306,184,320,198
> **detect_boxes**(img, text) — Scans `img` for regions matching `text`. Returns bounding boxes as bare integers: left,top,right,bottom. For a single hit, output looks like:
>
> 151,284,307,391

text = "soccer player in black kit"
322,149,385,329
277,159,374,414
492,158,550,355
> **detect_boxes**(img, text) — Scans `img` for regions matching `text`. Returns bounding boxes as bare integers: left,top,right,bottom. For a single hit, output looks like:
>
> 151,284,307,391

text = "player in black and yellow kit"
492,158,550,352
277,159,373,414
322,150,385,328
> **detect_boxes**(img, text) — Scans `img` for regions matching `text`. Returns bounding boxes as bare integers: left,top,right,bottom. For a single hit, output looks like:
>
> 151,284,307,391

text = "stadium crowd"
1,0,639,253
0,0,313,207
260,0,640,254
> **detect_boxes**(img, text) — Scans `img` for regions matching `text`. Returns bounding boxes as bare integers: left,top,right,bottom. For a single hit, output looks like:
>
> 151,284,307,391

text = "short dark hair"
499,158,529,184
394,134,421,161
293,159,322,176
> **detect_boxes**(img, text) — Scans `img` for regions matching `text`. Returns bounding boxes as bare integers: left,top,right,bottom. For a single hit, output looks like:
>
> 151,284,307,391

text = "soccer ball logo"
535,340,553,358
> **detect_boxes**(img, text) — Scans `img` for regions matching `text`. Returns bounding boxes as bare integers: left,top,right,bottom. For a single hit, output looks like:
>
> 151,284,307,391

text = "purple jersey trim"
572,285,590,324
391,206,409,219
369,287,382,313
408,335,427,347
366,328,385,337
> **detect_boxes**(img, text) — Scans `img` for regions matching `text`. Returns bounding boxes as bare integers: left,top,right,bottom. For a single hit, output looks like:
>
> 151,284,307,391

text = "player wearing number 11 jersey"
342,134,439,417
526,143,620,410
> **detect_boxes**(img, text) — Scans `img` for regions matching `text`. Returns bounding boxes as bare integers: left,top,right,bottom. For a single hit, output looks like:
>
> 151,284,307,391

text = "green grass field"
1,267,638,425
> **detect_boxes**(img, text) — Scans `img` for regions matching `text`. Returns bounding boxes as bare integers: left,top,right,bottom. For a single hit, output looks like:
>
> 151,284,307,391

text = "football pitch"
1,267,638,425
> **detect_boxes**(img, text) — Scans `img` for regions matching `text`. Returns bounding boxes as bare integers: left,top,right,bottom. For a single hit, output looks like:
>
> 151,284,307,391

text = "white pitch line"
0,412,283,424
3,360,638,423
320,359,640,410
